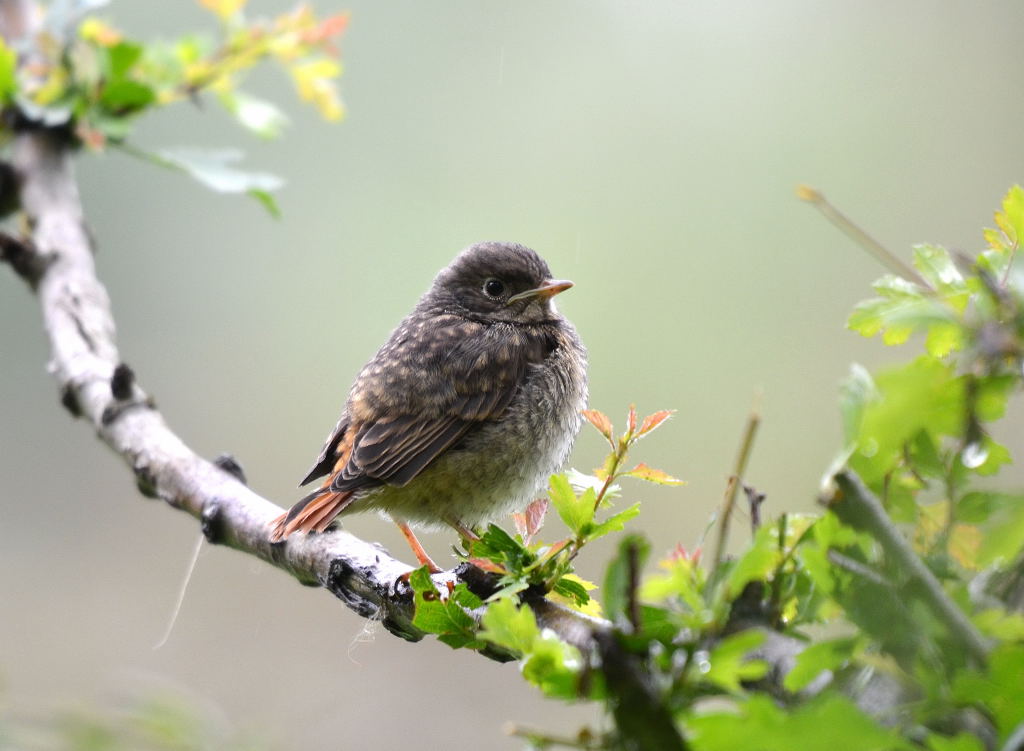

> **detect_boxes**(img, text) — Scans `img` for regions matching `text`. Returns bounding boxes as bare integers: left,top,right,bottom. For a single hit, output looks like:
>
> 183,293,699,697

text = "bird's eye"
483,278,505,298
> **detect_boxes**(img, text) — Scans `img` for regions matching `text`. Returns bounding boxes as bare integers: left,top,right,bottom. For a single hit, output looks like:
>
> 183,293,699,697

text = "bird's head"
426,241,573,324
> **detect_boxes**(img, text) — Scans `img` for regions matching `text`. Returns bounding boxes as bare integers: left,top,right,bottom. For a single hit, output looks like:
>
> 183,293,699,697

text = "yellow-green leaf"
624,463,685,486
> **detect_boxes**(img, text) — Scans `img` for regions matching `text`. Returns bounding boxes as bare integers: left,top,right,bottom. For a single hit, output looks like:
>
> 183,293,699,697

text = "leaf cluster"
414,189,1024,751
0,0,346,214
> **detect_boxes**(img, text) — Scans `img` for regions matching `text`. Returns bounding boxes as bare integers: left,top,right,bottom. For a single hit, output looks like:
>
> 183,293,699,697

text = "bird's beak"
507,279,574,303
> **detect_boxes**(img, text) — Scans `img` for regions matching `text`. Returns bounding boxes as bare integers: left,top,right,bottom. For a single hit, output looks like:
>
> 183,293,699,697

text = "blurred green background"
3,1,1024,748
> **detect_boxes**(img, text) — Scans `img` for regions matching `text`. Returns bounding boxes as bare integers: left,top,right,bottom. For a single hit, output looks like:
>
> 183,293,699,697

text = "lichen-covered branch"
3,123,605,653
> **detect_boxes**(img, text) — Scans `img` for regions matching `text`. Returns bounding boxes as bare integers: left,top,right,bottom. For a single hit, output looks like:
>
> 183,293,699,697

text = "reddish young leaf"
468,557,507,574
624,462,685,486
638,409,675,437
582,409,614,446
668,543,702,564
626,404,638,434
512,497,550,542
540,538,571,561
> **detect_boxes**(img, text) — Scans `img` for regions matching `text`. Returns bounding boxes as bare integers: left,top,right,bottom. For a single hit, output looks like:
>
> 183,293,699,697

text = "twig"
796,185,928,287
710,397,762,577
827,470,991,666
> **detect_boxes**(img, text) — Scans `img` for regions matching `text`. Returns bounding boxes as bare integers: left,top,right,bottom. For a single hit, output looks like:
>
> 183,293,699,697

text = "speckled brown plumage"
269,241,588,570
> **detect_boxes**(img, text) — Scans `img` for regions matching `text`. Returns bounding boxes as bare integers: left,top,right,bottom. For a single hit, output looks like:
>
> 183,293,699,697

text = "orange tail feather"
269,489,354,541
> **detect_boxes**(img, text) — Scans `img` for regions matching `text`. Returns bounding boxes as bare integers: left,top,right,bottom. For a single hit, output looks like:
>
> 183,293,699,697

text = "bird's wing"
321,314,549,492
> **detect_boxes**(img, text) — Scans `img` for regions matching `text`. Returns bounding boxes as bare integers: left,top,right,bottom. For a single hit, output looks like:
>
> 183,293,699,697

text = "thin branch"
827,470,991,666
710,396,762,577
796,185,928,287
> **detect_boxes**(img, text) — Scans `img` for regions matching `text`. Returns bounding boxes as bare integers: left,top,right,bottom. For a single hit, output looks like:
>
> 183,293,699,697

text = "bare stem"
710,398,762,577
827,470,991,666
797,185,928,287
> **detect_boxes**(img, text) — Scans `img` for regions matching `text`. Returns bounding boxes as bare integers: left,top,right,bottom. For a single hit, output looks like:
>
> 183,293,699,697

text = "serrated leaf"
995,184,1024,248
552,575,591,607
852,357,963,484
582,409,614,446
726,525,779,596
585,502,641,542
687,694,917,751
912,244,965,292
924,322,963,357
479,596,539,654
522,634,584,699
548,473,594,534
409,571,482,649
703,630,768,692
624,463,685,486
637,409,674,437
512,497,549,540
784,637,859,692
550,574,602,616
471,523,527,562
848,293,953,346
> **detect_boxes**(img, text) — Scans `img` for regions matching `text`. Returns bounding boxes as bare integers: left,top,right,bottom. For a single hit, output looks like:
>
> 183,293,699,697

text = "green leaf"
640,552,709,626
726,524,779,596
993,184,1024,248
703,630,768,693
479,596,539,654
687,694,916,751
248,189,281,219
852,356,963,484
99,79,155,112
839,364,878,446
623,463,685,486
924,322,963,357
104,41,144,80
586,502,641,542
0,38,17,103
409,568,482,649
912,244,966,295
973,608,1024,641
552,575,591,608
976,500,1024,567
925,733,986,751
548,473,594,534
784,637,860,692
847,273,956,347
522,634,584,699
952,644,1024,741
155,148,284,214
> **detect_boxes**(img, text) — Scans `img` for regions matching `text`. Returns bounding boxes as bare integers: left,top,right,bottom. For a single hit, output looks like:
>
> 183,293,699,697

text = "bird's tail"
269,487,355,542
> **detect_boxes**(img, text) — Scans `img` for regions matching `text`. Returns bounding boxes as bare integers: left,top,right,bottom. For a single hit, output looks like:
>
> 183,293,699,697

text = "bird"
269,241,588,572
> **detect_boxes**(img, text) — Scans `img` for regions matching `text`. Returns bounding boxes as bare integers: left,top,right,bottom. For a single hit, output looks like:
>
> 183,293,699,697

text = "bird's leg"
395,519,442,574
450,519,481,543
